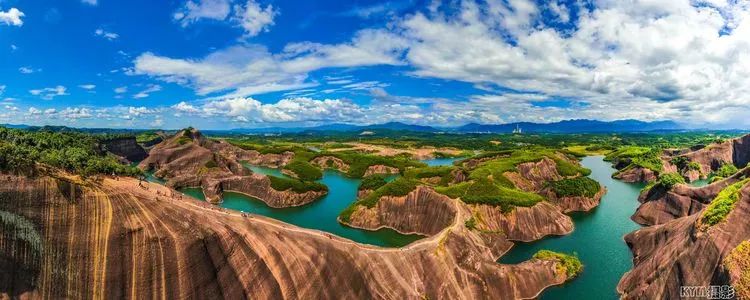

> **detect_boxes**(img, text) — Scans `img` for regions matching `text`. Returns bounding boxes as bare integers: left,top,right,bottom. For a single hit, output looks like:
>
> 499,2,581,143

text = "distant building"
512,124,522,134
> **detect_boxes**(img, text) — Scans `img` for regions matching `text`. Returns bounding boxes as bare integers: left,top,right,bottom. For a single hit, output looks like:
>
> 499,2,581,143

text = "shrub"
657,172,686,189
550,177,601,198
687,162,701,171
268,175,327,193
359,174,388,190
701,179,749,228
533,250,583,278
283,160,323,181
714,163,739,178
464,217,477,230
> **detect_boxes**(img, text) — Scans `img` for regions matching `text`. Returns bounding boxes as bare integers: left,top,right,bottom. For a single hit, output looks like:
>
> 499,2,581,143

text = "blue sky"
2,0,750,129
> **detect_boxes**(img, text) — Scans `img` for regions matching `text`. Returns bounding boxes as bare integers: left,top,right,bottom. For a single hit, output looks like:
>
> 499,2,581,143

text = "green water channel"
499,156,645,299
157,159,461,247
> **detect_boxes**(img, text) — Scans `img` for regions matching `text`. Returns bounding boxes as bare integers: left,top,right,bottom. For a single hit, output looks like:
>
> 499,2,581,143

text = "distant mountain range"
230,119,682,134
1,119,684,134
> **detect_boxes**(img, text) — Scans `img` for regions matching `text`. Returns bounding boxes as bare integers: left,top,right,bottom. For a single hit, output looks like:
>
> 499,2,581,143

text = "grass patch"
533,250,583,278
701,179,749,228
267,175,327,193
724,240,750,299
436,178,544,212
550,177,601,198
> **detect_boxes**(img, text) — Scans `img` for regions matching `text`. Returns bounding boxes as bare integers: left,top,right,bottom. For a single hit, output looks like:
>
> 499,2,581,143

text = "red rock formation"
633,167,750,226
613,167,657,183
310,156,350,173
100,137,148,163
505,157,605,213
471,202,574,242
138,128,324,206
344,186,457,236
0,174,575,299
618,182,750,299
363,165,399,176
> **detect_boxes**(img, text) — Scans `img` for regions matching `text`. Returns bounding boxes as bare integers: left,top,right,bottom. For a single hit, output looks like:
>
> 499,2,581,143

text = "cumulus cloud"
95,28,119,40
174,0,276,37
232,0,277,37
29,86,68,100
172,97,366,123
0,7,24,26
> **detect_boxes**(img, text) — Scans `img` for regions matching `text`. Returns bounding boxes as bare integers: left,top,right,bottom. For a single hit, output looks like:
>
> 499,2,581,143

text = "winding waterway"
500,156,645,300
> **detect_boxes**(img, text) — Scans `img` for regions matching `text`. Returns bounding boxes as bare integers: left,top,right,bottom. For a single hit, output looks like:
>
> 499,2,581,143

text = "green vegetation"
283,160,323,181
135,131,159,143
657,172,686,189
359,174,389,190
701,179,749,228
724,240,750,299
0,210,43,256
404,166,454,185
0,127,143,177
607,146,663,173
467,149,590,188
713,163,739,178
687,162,701,171
436,178,544,212
267,175,327,193
550,177,601,198
533,250,583,277
464,217,477,230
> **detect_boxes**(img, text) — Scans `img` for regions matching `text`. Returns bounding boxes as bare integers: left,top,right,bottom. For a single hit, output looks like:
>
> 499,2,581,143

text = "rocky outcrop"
310,156,349,173
660,134,750,180
613,167,657,183
101,137,148,162
504,158,562,192
138,128,324,206
210,174,325,208
617,182,750,299
633,167,750,226
363,165,399,176
471,202,574,242
344,187,456,236
0,174,575,299
544,187,606,213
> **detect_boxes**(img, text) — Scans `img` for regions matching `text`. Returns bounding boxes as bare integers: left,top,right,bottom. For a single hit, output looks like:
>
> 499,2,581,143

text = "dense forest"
0,127,142,177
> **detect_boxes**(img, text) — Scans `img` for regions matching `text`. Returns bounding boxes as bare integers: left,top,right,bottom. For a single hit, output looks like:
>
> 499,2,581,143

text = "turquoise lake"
499,156,645,300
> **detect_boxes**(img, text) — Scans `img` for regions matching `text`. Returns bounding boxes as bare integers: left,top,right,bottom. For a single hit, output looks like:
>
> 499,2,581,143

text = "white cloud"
174,0,277,37
132,29,406,97
29,86,68,100
114,86,128,94
232,0,277,37
81,0,98,5
10,44,17,51
174,0,232,26
18,66,40,74
79,84,96,90
95,28,119,40
174,97,366,123
133,84,162,99
0,8,24,26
